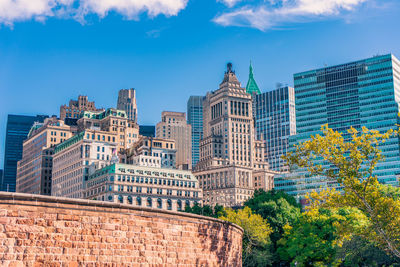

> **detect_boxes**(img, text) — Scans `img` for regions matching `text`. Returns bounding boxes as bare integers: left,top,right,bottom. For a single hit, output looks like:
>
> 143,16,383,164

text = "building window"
157,198,162,209
118,195,123,203
128,196,133,204
167,199,172,210
177,200,182,211
147,197,152,207
136,196,142,206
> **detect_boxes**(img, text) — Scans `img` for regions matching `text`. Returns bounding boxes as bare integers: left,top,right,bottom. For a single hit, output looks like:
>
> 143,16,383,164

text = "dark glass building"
2,114,48,192
187,96,203,169
275,54,400,200
254,86,296,172
139,125,155,137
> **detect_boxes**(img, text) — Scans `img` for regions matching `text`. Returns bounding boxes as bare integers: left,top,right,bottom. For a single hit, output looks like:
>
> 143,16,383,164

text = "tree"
245,189,301,243
219,206,273,266
336,236,398,266
284,124,400,259
277,207,368,266
184,203,226,218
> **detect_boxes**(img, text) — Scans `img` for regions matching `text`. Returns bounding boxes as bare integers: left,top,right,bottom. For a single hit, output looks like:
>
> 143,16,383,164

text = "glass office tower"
254,86,296,172
187,96,204,169
2,114,48,192
275,54,400,200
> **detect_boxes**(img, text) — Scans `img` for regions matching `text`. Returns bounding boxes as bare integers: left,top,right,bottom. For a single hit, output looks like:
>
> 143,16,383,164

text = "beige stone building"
126,136,177,169
156,111,192,170
16,117,74,195
194,63,276,207
51,129,118,199
60,95,103,120
84,162,202,212
77,108,139,156
117,89,138,124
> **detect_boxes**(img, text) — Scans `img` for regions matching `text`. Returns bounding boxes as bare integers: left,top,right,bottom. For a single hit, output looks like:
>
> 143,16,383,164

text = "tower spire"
246,61,261,95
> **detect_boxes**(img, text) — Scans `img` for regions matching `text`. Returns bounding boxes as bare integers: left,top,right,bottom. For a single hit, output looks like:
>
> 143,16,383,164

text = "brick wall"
0,193,242,266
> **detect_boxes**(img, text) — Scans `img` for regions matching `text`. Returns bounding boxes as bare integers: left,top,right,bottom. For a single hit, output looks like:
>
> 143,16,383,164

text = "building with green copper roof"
246,62,261,95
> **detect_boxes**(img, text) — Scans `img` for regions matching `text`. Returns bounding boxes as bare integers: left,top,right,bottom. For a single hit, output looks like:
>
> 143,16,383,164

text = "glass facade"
2,114,48,192
275,54,400,200
187,96,204,169
254,86,296,172
139,125,155,137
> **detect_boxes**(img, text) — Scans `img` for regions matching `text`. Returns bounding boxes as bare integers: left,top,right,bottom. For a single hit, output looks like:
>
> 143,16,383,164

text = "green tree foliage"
336,236,399,266
245,189,301,243
219,206,273,266
184,203,226,218
277,207,368,266
284,124,400,259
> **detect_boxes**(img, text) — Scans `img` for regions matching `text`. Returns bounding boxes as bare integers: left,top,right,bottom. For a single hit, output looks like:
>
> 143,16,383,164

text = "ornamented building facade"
84,162,202,212
60,95,103,120
194,63,276,207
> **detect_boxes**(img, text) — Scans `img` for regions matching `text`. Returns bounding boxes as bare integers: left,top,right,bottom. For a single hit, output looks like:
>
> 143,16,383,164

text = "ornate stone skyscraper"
194,63,275,207
117,89,138,124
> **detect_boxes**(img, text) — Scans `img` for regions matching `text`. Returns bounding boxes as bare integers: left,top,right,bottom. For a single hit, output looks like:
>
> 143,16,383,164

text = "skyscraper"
2,114,48,192
187,96,204,169
117,89,138,124
254,86,296,172
60,95,103,120
194,63,275,207
275,54,400,200
246,62,261,95
156,111,192,170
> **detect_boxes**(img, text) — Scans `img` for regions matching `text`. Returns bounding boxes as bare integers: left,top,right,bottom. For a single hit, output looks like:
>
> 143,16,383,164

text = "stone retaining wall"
0,193,242,266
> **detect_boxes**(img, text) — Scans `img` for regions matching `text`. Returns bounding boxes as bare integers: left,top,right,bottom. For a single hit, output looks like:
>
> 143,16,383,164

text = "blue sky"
1,0,400,167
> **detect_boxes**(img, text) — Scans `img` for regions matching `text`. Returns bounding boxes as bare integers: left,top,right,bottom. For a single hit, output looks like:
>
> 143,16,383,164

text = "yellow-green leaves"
283,124,400,259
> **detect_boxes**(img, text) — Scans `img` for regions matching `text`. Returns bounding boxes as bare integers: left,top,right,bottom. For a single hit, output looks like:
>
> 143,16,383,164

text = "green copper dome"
246,62,261,95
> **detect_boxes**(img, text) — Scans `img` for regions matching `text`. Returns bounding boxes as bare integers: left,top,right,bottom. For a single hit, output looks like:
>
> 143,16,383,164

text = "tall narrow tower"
194,63,275,207
117,89,138,124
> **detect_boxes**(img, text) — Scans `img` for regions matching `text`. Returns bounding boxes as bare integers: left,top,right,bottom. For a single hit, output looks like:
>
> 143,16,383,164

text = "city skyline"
1,0,400,167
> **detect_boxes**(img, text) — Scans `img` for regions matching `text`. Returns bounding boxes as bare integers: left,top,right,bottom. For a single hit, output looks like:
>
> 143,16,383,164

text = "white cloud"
0,0,188,25
217,0,243,8
213,0,368,31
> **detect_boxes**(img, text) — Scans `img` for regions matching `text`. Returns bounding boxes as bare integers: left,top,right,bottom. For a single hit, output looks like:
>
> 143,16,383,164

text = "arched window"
157,198,162,209
177,199,182,211
127,195,133,204
118,195,123,204
108,195,113,201
147,197,152,207
136,196,142,206
185,200,190,209
167,199,172,210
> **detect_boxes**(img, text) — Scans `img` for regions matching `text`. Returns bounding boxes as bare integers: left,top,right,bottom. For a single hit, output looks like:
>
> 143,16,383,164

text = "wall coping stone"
0,192,243,233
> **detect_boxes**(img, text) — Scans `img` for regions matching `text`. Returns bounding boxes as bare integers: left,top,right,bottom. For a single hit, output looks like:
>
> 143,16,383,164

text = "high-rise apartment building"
117,89,138,124
126,136,176,169
254,86,296,172
51,129,118,199
275,54,400,200
187,96,204,169
194,63,275,207
16,117,74,195
2,114,48,192
77,108,139,155
60,95,103,120
156,111,192,170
